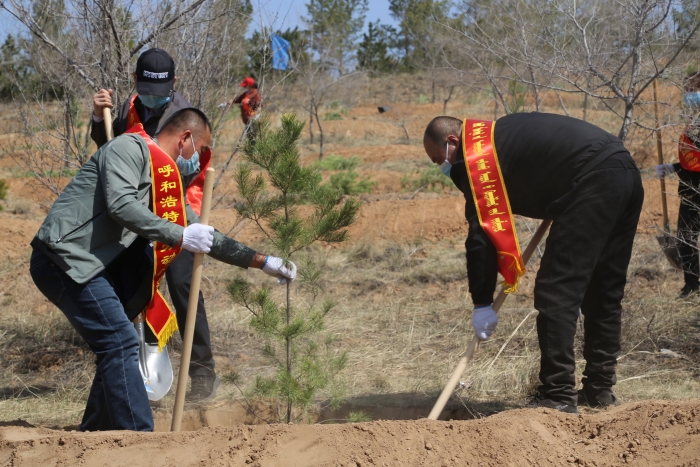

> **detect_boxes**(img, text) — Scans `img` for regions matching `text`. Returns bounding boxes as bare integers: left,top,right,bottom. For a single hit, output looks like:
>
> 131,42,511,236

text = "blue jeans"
29,248,154,431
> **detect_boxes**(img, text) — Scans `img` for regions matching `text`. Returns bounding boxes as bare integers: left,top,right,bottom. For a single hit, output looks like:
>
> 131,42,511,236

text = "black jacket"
90,91,192,148
449,113,629,304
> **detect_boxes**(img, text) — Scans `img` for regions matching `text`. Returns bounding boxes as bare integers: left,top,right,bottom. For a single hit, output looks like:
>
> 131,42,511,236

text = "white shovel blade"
140,343,174,401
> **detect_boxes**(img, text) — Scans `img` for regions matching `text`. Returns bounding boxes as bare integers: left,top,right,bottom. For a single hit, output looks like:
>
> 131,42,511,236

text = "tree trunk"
63,92,72,168
314,108,324,159
285,280,291,423
431,80,436,104
309,109,314,144
493,94,498,120
554,88,570,117
582,93,588,122
618,101,634,142
443,86,455,114
99,0,114,99
529,66,540,111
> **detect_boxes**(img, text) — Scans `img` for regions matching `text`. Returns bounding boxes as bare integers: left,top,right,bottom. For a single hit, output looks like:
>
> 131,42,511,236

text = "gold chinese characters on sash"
462,119,525,293
126,122,186,349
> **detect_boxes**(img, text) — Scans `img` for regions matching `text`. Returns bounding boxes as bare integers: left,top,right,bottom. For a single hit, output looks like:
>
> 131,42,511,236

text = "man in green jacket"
29,108,295,431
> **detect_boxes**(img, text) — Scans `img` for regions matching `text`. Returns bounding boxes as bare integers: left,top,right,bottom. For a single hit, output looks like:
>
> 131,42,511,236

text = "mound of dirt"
1,399,698,466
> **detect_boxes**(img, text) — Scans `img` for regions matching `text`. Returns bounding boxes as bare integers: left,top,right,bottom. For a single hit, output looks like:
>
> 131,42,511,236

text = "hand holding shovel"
428,219,552,420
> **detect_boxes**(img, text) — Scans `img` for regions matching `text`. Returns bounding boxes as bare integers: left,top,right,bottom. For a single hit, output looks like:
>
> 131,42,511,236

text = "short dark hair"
160,108,211,137
424,116,462,145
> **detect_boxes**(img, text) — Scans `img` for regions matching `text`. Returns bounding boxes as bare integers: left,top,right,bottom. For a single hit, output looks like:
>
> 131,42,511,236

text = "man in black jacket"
424,113,643,413
656,72,700,299
92,48,218,401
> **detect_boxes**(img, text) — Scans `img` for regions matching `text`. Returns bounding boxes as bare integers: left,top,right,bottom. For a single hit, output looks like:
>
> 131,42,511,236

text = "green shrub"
0,179,7,211
325,171,376,196
401,165,452,193
315,154,362,171
324,112,343,121
347,411,373,423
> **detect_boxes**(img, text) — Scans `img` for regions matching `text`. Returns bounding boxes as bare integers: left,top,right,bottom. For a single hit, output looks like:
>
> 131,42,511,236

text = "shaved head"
424,116,463,145
160,108,211,139
155,107,212,164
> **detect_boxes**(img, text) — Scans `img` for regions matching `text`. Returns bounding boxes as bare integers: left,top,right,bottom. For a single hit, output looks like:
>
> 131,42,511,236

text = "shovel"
134,314,174,401
428,219,552,420
171,167,215,432
653,79,682,269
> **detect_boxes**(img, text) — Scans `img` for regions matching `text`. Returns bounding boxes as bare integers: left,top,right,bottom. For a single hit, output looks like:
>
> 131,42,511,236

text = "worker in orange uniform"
231,77,262,125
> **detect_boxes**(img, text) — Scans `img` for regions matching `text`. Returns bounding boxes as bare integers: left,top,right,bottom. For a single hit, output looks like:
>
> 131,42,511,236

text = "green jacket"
34,133,255,284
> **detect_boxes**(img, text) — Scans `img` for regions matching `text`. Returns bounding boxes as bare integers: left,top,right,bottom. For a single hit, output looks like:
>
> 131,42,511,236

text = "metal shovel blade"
141,343,174,401
135,319,174,401
657,234,682,270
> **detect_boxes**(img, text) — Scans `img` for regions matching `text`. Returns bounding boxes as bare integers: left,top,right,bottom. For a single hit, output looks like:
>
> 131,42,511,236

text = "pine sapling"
228,113,360,423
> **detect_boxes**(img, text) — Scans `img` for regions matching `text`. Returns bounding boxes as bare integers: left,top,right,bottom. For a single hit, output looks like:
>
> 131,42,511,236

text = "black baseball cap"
135,48,175,97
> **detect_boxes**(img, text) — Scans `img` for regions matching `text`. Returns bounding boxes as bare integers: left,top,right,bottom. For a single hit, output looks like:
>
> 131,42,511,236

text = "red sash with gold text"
126,96,212,215
462,119,525,293
125,122,186,349
679,131,700,172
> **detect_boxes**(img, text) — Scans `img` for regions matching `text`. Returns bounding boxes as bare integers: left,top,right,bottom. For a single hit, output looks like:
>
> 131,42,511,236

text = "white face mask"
175,136,200,176
440,141,452,177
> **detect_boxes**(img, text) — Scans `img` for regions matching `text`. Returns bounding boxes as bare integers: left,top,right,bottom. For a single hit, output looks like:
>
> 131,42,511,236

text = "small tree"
228,113,360,423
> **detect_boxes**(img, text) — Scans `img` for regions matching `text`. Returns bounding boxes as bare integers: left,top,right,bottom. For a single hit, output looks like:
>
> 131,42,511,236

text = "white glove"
655,164,675,178
261,256,297,284
181,223,214,253
472,305,498,341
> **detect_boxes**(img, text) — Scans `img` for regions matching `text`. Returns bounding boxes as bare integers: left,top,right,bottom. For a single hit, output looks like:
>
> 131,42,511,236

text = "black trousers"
677,199,700,288
165,249,215,378
533,154,643,406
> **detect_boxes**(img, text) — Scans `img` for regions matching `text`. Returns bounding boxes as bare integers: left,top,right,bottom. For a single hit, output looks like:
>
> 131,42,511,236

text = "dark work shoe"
578,388,620,408
677,284,699,300
526,393,578,414
186,374,220,402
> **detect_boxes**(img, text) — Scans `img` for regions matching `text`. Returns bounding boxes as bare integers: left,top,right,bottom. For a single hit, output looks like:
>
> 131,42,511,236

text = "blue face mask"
176,136,200,176
138,94,171,109
684,92,700,108
440,142,452,177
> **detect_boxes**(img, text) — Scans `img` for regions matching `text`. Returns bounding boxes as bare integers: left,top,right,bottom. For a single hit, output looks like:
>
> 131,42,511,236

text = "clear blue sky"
249,0,396,33
1,1,397,42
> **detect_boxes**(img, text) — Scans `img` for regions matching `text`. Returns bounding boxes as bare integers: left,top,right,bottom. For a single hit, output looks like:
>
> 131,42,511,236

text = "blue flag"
271,35,290,71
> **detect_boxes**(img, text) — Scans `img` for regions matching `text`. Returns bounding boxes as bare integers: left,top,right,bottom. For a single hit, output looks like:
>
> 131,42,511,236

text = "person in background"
230,77,262,126
656,72,700,299
92,48,220,401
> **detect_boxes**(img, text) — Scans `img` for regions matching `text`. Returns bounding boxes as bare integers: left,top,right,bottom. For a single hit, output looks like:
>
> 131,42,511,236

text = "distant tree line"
1,0,700,167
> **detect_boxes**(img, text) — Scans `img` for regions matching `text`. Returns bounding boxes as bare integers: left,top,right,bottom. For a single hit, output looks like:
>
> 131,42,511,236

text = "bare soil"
2,399,699,466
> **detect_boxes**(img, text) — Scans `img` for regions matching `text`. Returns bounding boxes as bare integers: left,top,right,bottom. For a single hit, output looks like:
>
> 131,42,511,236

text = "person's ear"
446,134,460,146
132,73,137,86
173,76,177,89
181,129,194,148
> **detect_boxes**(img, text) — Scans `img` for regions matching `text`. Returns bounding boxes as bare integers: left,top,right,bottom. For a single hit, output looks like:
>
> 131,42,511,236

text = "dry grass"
0,223,698,427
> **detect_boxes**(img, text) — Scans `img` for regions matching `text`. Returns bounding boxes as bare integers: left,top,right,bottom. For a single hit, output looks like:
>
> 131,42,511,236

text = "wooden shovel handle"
103,107,114,142
171,168,215,432
653,79,670,230
427,219,552,420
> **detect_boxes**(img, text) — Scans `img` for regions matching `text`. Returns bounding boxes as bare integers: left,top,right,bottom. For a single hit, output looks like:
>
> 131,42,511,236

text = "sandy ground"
1,399,699,466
